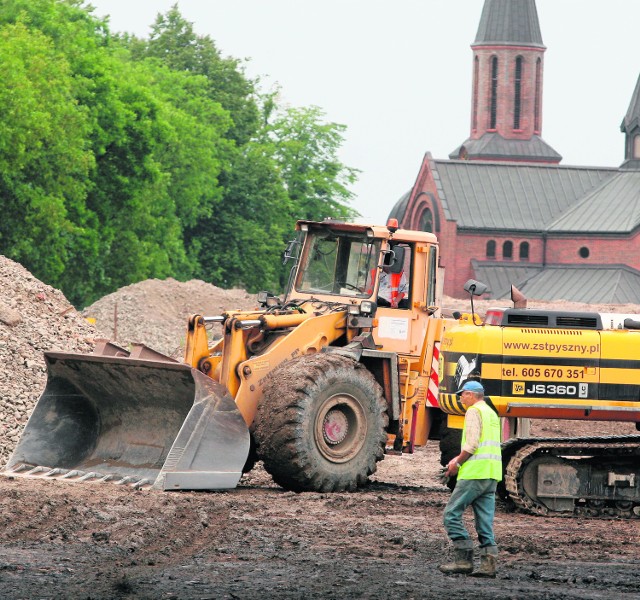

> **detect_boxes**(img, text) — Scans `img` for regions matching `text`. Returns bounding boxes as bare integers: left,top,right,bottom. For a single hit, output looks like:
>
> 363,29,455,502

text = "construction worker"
439,380,501,578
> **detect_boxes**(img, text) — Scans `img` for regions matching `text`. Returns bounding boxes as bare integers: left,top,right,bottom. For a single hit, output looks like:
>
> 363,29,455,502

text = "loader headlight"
257,291,280,308
360,301,375,316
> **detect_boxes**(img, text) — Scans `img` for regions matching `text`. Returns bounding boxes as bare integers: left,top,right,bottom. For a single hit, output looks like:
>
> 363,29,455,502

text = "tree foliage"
0,1,359,307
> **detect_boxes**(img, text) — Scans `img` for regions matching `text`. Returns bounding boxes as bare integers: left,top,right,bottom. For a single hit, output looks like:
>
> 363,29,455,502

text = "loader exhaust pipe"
4,350,250,490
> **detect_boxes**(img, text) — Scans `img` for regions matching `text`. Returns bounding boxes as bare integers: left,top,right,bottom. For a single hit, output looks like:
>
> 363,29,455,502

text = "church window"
534,58,542,133
472,57,479,131
634,134,640,159
490,56,498,130
519,241,529,261
514,57,523,130
486,240,496,258
503,240,513,260
419,208,434,233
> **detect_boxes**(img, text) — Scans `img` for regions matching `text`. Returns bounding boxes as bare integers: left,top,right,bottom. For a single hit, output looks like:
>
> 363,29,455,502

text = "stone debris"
0,258,258,466
82,277,257,358
0,256,96,465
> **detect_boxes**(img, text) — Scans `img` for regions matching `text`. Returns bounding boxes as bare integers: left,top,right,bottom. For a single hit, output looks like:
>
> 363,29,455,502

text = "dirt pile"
0,264,257,466
0,256,96,465
82,277,257,357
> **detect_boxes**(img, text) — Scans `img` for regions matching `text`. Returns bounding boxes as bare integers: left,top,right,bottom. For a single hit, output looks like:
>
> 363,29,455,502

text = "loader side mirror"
463,279,488,297
283,239,300,265
382,245,405,274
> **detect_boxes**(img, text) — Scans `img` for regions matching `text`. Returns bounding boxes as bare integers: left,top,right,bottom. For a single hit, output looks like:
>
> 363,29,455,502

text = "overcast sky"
86,1,640,225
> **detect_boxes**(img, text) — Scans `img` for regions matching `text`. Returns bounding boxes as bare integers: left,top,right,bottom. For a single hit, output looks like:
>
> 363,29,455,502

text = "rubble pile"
0,259,257,465
0,256,96,465
82,277,257,357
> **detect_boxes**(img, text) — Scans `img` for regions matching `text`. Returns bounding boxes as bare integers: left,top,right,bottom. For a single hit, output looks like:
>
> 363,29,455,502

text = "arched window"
419,208,433,233
514,57,523,130
534,58,542,133
486,240,496,258
634,134,640,159
472,57,479,131
490,56,498,130
503,240,513,260
519,241,529,261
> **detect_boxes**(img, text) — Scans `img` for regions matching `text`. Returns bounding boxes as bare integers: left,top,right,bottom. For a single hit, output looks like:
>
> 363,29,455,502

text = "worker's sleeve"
398,272,408,294
461,407,482,454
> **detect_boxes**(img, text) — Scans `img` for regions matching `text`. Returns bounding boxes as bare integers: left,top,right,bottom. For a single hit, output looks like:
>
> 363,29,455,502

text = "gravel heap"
0,256,96,465
0,259,258,466
82,278,257,357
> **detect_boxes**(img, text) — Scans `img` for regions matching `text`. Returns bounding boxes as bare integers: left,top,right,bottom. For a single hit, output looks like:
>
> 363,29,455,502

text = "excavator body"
438,282,640,518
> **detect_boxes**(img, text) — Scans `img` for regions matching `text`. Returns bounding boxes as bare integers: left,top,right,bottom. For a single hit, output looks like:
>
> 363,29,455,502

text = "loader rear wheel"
253,353,388,492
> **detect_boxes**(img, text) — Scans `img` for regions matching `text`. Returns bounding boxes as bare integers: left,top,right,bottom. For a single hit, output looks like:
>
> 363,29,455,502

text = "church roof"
472,261,640,303
473,0,545,48
449,133,561,162
548,171,640,233
432,160,616,232
388,190,411,224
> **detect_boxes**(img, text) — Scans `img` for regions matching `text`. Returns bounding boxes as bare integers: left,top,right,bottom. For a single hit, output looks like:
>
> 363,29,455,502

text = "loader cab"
290,220,440,355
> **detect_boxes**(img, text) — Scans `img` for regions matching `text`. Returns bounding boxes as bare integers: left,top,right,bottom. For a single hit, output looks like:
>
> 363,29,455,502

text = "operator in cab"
377,265,408,308
369,245,409,309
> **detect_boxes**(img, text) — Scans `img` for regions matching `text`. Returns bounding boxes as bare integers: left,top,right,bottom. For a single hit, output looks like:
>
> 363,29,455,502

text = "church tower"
621,74,640,170
450,0,561,163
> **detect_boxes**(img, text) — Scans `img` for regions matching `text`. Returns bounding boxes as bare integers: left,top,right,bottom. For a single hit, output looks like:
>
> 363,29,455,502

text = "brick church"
389,0,640,303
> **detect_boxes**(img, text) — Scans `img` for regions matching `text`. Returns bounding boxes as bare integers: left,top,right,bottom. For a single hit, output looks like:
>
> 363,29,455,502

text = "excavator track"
503,435,640,519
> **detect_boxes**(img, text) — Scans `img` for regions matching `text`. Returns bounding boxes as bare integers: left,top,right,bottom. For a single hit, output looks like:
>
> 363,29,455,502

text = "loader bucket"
4,350,250,490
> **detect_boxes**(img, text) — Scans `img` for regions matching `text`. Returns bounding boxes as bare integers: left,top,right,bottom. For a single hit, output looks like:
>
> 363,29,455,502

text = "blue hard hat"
456,380,485,395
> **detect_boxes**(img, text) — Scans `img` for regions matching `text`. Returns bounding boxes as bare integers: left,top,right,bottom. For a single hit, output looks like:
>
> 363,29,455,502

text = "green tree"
266,104,359,223
187,142,292,291
0,0,360,305
138,4,259,145
0,21,93,284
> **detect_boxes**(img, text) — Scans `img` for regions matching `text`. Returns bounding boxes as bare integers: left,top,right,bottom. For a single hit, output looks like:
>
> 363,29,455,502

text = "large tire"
253,353,388,492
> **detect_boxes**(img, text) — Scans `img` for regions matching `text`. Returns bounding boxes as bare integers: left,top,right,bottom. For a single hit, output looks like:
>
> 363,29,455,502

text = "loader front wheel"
254,353,388,492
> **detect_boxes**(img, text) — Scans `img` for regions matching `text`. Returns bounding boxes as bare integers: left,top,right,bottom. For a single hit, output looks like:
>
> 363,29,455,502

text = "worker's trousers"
443,478,498,549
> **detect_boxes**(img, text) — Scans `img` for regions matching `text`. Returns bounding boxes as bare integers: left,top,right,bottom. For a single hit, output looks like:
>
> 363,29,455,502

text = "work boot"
471,547,497,578
438,548,474,575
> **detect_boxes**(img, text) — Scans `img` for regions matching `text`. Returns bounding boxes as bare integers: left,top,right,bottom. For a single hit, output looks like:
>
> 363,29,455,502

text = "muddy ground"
2,264,640,599
1,426,638,600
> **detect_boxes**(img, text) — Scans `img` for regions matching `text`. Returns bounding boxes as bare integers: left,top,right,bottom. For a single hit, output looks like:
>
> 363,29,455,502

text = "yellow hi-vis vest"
458,401,502,481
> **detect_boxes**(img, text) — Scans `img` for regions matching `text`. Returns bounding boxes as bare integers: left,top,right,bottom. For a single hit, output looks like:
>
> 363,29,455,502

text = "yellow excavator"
5,219,450,492
438,280,640,518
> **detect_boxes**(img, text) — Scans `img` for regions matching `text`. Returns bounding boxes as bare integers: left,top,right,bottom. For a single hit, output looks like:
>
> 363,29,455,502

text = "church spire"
474,0,544,47
621,73,640,169
450,0,561,163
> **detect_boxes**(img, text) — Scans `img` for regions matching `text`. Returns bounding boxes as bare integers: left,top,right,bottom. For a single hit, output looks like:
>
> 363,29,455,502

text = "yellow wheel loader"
5,219,450,492
438,280,640,518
